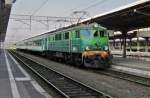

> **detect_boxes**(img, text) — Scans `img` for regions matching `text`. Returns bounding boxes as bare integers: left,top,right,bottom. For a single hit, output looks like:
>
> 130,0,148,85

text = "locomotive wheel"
83,57,92,68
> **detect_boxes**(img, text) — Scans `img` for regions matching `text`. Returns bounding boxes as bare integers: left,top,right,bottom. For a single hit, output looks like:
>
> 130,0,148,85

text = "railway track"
9,50,113,98
93,69,150,87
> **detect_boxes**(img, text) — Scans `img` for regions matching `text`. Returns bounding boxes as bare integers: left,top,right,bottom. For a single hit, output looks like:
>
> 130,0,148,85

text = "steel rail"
9,50,113,98
93,69,150,87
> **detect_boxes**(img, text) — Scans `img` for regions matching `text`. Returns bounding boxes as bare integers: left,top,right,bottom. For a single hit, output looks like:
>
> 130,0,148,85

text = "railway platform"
113,57,150,71
113,56,150,78
0,49,51,98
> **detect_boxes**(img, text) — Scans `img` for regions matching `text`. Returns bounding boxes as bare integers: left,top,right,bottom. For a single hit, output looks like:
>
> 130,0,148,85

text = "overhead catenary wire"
69,0,108,24
6,1,67,43
12,0,49,32
31,0,49,16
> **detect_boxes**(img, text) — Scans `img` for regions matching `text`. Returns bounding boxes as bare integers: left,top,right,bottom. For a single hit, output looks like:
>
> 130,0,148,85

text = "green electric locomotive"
16,23,112,68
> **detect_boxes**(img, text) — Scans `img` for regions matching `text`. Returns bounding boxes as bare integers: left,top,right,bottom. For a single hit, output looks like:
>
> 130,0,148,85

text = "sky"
5,0,138,43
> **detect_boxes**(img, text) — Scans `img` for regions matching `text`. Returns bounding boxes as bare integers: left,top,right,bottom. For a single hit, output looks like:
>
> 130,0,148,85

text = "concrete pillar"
120,38,122,50
0,40,1,51
129,38,132,52
113,37,115,49
137,37,139,52
122,31,127,58
0,42,1,53
145,37,149,52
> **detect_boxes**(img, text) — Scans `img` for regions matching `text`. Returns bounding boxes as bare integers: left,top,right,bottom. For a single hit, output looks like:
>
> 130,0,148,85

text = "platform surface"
113,57,150,71
112,57,150,80
0,49,52,98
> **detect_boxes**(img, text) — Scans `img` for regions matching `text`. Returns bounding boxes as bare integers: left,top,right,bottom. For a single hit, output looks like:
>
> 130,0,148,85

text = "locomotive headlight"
73,47,77,51
105,46,108,50
85,46,90,50
94,24,98,27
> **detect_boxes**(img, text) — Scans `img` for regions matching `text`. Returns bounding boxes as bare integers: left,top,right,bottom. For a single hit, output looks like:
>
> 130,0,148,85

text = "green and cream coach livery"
16,23,112,68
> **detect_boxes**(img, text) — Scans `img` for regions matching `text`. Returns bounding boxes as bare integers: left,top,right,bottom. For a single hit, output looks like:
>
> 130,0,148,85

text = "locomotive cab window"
93,30,107,37
93,31,98,37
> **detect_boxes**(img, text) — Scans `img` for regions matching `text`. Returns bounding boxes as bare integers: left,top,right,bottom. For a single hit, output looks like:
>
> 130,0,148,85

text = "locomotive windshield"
93,30,107,37
80,29,93,38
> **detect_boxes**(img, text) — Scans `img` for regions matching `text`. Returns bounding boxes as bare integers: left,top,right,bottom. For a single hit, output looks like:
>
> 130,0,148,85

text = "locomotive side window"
65,32,69,39
75,30,80,38
55,33,61,40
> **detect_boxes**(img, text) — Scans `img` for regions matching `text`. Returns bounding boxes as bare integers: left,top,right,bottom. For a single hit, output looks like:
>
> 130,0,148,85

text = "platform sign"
137,31,150,37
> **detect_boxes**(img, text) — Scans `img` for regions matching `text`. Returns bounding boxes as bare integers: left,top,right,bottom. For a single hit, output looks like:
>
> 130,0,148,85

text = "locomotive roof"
17,23,105,43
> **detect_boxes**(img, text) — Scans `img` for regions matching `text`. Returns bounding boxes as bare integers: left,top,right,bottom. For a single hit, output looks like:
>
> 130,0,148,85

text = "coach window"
55,34,58,40
38,40,40,46
65,32,69,39
58,33,62,40
49,36,51,42
62,32,64,39
75,30,80,38
53,36,55,41
55,34,57,40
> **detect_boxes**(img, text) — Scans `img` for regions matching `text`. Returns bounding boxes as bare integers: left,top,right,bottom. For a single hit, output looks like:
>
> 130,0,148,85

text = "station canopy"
81,0,150,32
0,0,14,42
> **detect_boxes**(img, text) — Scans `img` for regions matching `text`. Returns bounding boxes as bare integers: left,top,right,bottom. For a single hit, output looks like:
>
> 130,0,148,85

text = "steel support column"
122,31,127,58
